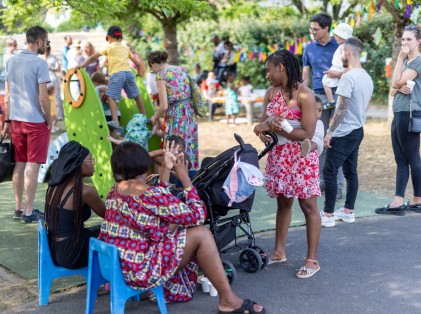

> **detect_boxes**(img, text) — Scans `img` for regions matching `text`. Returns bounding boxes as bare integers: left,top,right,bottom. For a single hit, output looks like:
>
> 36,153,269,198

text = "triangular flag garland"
135,0,420,64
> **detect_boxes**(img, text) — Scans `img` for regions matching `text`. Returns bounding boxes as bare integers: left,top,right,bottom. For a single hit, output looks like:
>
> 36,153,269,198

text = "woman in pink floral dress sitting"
99,141,265,313
254,49,321,279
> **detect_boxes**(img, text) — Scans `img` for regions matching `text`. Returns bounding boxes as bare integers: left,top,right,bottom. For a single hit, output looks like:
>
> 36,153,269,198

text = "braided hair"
266,49,303,100
45,167,84,250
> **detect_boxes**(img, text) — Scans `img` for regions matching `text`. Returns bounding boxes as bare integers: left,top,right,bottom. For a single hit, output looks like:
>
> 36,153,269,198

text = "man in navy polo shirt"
303,13,344,199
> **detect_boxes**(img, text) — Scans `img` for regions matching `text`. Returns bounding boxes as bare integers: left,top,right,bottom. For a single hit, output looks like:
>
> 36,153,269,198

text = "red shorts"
12,121,50,163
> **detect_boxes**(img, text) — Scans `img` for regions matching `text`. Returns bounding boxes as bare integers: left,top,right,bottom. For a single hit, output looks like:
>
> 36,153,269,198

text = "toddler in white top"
322,23,353,109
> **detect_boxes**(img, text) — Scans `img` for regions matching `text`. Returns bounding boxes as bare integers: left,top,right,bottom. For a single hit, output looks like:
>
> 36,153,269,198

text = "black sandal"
218,299,266,314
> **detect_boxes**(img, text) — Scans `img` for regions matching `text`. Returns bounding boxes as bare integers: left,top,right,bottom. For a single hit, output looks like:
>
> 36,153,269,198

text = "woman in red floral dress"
99,141,265,313
254,50,321,279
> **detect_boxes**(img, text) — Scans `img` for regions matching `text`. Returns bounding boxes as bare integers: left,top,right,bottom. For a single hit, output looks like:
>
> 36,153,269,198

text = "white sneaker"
334,208,355,223
320,211,335,228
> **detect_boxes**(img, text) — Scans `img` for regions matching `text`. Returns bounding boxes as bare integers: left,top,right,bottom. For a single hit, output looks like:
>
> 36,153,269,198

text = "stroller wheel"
222,260,237,284
239,248,262,273
252,245,269,269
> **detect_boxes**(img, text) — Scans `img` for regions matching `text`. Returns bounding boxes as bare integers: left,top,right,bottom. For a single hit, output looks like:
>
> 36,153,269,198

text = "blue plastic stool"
86,238,168,314
38,219,88,306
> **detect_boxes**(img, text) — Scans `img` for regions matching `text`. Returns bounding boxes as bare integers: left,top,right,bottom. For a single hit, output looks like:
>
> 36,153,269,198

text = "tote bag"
0,135,15,182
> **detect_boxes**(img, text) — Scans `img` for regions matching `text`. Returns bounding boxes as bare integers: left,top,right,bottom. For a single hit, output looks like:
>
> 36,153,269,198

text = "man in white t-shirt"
320,37,373,228
2,26,51,223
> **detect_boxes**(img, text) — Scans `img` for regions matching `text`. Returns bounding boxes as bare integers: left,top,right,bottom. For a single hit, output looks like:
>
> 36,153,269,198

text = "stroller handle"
258,131,278,159
234,133,245,150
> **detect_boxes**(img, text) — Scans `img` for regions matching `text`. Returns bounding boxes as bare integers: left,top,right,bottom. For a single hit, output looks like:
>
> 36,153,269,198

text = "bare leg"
411,196,421,205
323,84,334,103
23,162,41,214
297,196,321,271
389,196,404,208
232,114,237,125
107,97,119,123
177,226,264,313
134,95,145,114
226,115,229,125
271,196,293,260
12,162,26,211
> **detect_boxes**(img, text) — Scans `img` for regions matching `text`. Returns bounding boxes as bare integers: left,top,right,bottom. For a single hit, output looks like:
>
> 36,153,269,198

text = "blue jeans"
315,92,344,190
392,111,421,197
323,128,364,213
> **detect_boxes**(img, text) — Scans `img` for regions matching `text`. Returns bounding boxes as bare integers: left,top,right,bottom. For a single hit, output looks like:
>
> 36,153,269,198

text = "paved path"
5,214,421,313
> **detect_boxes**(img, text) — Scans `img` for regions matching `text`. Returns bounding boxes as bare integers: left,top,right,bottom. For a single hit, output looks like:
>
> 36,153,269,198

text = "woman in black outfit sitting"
45,141,105,269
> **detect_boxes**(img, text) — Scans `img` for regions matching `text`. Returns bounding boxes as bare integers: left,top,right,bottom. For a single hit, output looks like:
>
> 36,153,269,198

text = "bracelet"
4,119,11,123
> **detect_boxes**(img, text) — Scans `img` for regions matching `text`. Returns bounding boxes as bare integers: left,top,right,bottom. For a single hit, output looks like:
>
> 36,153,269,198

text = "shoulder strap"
60,188,75,208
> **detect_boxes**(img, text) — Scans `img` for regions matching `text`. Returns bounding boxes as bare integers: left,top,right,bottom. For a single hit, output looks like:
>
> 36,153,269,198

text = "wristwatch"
4,119,11,123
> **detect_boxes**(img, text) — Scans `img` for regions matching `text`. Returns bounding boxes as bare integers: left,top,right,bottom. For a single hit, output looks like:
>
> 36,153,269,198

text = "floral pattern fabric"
99,180,206,303
156,66,199,169
225,87,239,115
264,90,321,199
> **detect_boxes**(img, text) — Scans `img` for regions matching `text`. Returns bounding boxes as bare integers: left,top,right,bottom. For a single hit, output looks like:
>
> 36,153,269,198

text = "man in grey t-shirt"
2,26,51,223
319,37,374,228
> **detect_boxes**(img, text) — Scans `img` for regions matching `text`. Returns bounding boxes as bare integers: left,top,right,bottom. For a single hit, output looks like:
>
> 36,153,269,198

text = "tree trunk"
332,4,341,20
163,19,178,65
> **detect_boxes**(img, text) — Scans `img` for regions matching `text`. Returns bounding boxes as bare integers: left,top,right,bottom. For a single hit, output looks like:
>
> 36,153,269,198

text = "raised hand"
162,140,179,170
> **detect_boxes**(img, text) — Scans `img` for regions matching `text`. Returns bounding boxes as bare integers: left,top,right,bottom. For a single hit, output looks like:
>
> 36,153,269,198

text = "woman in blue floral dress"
148,51,199,169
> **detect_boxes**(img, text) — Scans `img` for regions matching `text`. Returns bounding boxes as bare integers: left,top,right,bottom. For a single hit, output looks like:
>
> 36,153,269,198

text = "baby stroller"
192,132,277,283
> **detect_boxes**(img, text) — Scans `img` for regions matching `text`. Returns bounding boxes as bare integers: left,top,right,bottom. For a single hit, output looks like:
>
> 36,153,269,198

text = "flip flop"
267,251,287,265
296,259,320,279
218,299,266,314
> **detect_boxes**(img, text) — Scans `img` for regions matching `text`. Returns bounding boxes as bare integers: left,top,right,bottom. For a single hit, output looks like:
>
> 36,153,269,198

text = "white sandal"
296,259,320,279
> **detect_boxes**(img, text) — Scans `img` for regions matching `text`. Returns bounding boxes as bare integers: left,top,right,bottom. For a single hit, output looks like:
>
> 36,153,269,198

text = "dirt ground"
198,115,405,201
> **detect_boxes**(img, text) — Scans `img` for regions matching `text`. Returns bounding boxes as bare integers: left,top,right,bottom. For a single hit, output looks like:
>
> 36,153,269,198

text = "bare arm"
392,47,418,88
152,80,168,123
82,185,106,218
39,83,52,129
2,81,11,136
303,66,311,87
79,52,102,68
328,95,351,133
106,136,123,145
129,54,143,76
279,87,316,141
323,95,351,148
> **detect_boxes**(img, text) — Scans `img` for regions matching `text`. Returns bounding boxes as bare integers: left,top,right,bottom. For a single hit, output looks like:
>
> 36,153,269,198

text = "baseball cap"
332,23,353,40
107,26,123,38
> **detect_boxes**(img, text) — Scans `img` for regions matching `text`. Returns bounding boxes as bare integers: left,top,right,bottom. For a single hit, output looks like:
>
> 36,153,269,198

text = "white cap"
332,23,353,40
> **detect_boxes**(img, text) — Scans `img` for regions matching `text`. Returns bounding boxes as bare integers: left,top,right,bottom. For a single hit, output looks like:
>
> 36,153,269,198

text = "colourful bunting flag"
369,3,375,20
412,1,419,22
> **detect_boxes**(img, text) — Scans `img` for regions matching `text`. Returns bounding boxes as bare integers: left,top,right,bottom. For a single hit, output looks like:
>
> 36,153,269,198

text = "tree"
0,0,222,65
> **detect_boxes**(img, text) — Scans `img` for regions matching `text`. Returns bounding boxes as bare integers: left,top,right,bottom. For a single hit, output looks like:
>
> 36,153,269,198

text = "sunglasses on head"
404,25,420,31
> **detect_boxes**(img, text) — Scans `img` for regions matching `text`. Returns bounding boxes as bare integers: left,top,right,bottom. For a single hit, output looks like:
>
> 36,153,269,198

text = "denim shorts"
106,71,139,102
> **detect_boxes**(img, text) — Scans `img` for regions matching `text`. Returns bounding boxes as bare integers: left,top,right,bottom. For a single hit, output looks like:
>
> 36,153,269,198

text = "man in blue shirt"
303,13,344,199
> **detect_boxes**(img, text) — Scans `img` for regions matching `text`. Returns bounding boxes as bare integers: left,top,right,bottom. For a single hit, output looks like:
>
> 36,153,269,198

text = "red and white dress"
264,90,321,199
